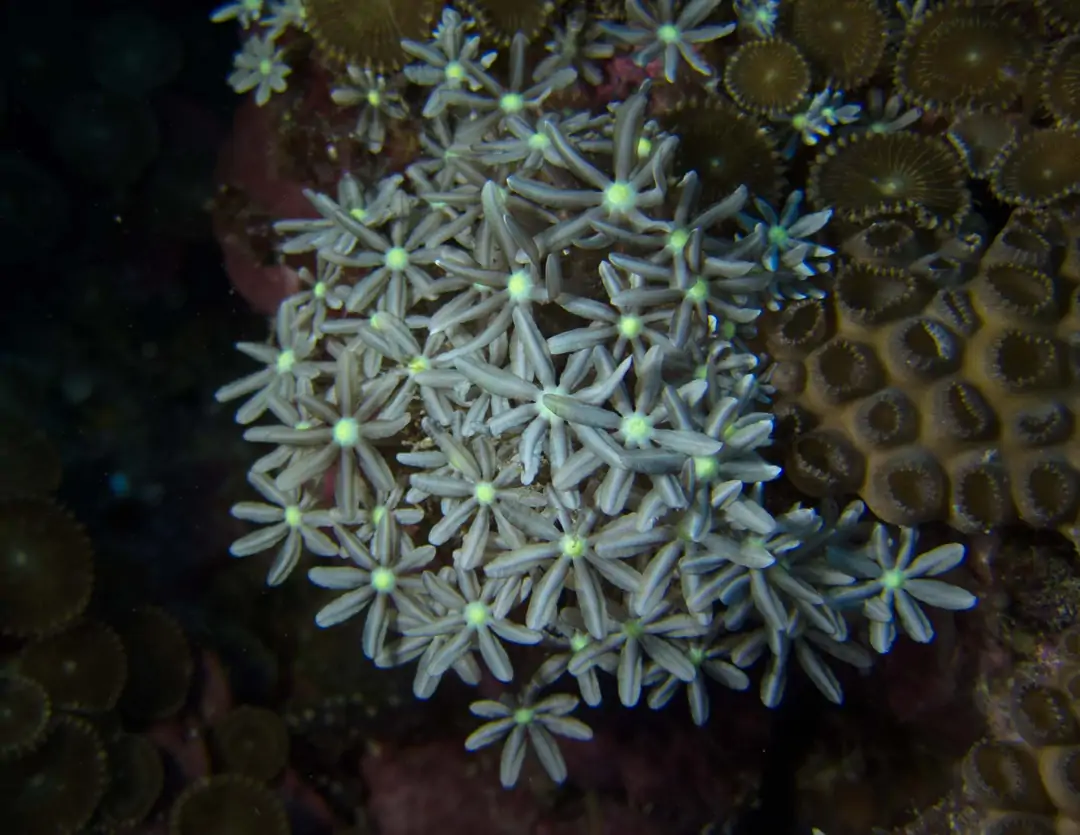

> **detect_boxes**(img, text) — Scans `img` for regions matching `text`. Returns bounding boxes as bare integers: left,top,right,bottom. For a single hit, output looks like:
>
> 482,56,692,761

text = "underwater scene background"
2,0,1080,833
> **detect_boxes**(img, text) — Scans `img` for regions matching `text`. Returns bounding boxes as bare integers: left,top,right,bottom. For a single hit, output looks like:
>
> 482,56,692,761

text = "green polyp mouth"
694,455,719,480
474,481,496,505
500,92,524,113
667,228,689,252
528,132,550,150
618,315,642,339
464,600,489,627
371,566,396,592
657,23,679,44
258,58,273,76
276,349,296,373
445,61,465,81
513,707,535,725
284,505,303,527
507,269,532,300
768,225,789,246
604,181,635,213
334,417,360,446
620,413,652,444
367,89,382,107
686,278,709,302
385,247,409,270
880,567,904,590
560,534,587,558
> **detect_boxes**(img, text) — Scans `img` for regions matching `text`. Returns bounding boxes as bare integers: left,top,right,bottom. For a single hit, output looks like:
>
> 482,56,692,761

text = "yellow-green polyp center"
371,566,396,592
276,349,296,373
284,505,303,527
507,270,532,300
687,278,709,302
259,58,273,76
464,601,489,627
667,228,689,252
694,455,719,480
446,62,465,81
618,315,642,339
621,413,652,443
513,707,535,725
560,534,587,558
657,23,679,44
385,247,409,270
474,481,496,505
604,181,635,213
407,355,430,375
500,93,524,113
334,417,360,446
528,132,550,150
881,567,904,590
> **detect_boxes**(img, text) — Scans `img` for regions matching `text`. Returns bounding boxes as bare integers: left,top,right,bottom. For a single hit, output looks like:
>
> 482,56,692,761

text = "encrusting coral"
959,629,1080,833
769,210,1080,535
205,0,1080,798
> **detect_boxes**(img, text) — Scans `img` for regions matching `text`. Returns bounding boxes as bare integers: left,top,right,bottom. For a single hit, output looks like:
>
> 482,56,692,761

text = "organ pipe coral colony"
210,0,1080,799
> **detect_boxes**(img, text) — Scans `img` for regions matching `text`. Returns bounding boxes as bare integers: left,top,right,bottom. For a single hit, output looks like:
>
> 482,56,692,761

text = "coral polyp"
990,128,1080,209
790,0,886,90
895,1,1035,113
808,132,971,230
723,38,811,118
306,0,441,70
